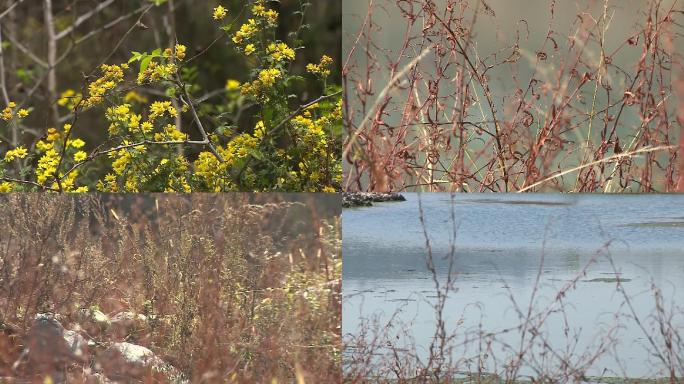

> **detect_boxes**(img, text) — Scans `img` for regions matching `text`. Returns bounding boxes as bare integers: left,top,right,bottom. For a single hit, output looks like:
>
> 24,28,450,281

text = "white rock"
108,312,147,336
100,342,187,382
63,329,89,360
76,308,111,335
110,311,146,323
100,342,160,379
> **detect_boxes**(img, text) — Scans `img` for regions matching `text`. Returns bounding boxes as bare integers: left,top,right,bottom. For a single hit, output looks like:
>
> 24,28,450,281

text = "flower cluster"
58,89,82,110
0,2,340,193
307,55,334,78
240,68,283,100
232,19,259,46
164,44,186,61
1,101,30,121
31,123,90,192
137,61,176,85
252,1,279,26
267,42,295,62
3,146,27,162
85,64,128,107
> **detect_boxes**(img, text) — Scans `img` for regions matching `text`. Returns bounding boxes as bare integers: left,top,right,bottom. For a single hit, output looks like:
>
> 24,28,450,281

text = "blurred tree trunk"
164,0,183,155
43,0,59,128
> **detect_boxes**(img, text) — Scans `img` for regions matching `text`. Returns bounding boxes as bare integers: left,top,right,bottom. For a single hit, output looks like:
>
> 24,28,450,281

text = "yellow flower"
36,140,53,152
58,89,75,106
307,55,334,77
73,186,89,193
4,146,28,162
36,149,60,184
258,68,281,88
0,182,13,193
85,64,126,107
74,151,87,162
68,138,86,149
252,1,278,26
244,44,256,56
175,44,186,60
137,61,175,85
17,109,30,118
149,101,174,122
254,121,266,139
57,89,82,109
1,102,14,121
111,150,132,175
141,121,154,133
226,79,241,91
267,42,295,62
232,19,258,45
213,5,227,20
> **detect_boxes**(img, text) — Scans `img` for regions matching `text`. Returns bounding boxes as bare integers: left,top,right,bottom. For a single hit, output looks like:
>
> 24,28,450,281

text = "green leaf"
248,148,264,161
140,55,153,76
262,107,275,125
284,75,306,87
128,51,143,63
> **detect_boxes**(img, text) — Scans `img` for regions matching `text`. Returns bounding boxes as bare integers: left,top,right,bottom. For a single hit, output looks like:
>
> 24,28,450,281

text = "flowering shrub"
0,1,341,192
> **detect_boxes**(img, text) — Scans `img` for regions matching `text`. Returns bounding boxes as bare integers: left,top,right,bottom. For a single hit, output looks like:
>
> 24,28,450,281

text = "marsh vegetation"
0,194,341,383
343,0,684,192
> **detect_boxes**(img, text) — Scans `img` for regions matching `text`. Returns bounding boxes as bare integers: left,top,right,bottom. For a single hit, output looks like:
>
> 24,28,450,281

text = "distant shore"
342,192,406,208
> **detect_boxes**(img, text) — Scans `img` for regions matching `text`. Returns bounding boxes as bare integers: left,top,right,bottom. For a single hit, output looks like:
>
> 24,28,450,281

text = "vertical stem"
43,0,59,128
0,28,11,112
164,0,183,156
676,76,684,191
0,24,21,176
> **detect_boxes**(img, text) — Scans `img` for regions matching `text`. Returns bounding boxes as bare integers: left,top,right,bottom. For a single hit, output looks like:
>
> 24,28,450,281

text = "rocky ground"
342,192,406,208
1,311,187,383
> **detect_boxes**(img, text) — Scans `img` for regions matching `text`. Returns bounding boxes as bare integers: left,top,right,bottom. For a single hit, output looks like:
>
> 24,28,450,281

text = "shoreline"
342,192,406,208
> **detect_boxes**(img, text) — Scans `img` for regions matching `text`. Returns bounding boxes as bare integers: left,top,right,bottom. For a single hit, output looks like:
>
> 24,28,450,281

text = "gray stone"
99,342,186,382
342,192,406,207
17,313,88,379
76,308,111,336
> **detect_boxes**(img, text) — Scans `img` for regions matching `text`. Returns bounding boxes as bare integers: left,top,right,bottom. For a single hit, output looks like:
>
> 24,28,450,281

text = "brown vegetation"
343,0,683,192
0,194,341,383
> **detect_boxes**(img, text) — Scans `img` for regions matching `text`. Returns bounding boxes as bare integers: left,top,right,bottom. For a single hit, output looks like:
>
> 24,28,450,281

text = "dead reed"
343,0,683,192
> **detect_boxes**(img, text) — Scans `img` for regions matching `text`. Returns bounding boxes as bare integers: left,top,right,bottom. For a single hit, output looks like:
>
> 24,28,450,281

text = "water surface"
343,193,684,378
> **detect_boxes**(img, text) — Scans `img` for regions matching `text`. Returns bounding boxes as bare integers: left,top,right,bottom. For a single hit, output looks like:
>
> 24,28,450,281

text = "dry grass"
0,194,341,383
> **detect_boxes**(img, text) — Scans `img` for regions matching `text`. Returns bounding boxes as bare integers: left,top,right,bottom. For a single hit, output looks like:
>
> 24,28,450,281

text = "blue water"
343,194,684,378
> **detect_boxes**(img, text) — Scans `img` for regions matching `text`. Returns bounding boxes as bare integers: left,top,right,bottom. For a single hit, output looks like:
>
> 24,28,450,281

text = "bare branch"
55,0,116,41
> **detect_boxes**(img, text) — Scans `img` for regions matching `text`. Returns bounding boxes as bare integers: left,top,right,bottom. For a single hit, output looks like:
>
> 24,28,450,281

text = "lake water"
343,193,684,379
